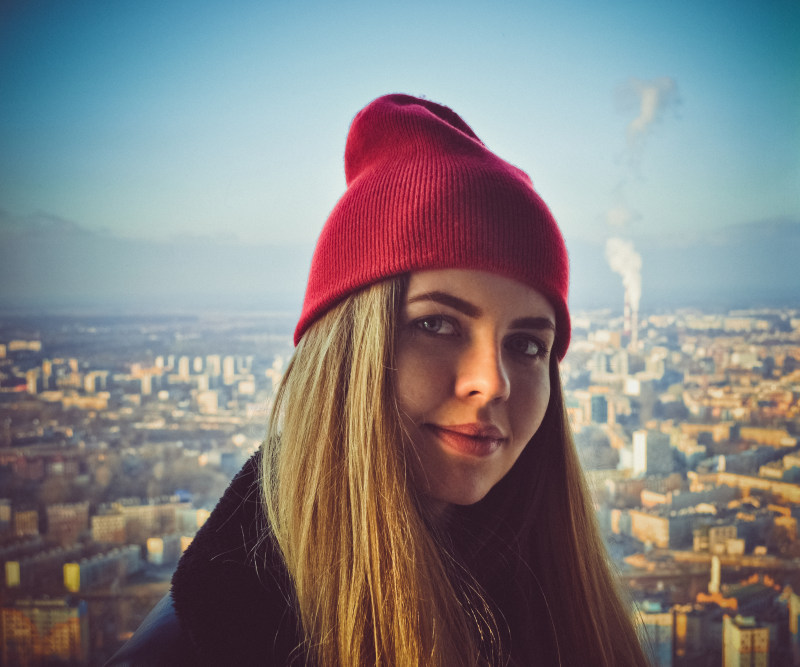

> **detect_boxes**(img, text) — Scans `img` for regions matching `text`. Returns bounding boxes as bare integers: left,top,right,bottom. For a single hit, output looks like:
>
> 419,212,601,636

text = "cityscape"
2,1,797,665
0,303,798,666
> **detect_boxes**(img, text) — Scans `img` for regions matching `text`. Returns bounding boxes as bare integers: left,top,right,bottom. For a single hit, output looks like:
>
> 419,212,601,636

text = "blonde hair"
262,276,647,666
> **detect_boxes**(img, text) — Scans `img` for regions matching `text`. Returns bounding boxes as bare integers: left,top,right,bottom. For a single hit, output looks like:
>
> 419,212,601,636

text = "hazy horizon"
1,211,797,317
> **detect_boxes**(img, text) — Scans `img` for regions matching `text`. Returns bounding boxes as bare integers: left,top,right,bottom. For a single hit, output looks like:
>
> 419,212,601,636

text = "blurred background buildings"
1,305,799,664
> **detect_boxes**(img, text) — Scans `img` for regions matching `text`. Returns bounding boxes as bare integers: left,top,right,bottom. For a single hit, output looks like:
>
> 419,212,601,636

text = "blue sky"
0,0,798,311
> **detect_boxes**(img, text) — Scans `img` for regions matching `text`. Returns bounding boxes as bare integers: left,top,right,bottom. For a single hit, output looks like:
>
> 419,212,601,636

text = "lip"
426,423,507,457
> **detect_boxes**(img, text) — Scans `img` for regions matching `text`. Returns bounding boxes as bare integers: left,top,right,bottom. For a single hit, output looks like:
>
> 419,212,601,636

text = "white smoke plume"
627,77,677,135
618,76,680,162
605,204,639,229
604,76,678,330
605,237,641,313
616,76,679,165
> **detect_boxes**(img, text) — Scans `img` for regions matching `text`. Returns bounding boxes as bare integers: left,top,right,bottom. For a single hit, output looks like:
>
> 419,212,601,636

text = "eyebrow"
406,290,556,332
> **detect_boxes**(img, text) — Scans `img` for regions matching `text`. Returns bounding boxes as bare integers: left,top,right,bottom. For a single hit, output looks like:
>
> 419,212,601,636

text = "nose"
454,341,510,403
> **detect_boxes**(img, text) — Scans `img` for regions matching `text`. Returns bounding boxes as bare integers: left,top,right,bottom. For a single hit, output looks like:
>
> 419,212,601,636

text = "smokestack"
605,237,641,348
623,288,631,337
623,287,639,350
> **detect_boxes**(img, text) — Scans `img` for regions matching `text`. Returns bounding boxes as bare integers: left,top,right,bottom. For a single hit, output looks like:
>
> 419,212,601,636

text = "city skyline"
2,305,799,662
1,0,798,312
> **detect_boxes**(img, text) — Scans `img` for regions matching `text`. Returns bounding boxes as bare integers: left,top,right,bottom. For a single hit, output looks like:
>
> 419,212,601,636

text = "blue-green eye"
506,335,546,358
415,316,457,336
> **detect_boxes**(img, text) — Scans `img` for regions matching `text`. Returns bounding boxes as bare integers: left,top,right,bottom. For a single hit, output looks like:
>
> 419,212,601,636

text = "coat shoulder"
104,593,196,666
107,453,303,666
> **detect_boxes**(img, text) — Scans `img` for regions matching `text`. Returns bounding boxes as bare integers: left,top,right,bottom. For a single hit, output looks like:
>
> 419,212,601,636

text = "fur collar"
170,455,559,666
171,454,304,665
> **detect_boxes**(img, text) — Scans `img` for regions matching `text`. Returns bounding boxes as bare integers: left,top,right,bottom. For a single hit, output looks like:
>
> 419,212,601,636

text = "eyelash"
413,315,457,336
505,334,548,359
411,316,549,359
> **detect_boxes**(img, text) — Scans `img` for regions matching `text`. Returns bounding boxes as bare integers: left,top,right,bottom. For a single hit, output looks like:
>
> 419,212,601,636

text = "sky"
1,0,798,312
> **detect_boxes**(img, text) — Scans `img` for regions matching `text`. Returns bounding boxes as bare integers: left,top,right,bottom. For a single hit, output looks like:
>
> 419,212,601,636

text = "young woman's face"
395,269,555,510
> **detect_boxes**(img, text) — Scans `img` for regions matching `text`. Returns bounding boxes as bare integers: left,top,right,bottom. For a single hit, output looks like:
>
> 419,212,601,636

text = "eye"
414,316,457,336
505,334,547,358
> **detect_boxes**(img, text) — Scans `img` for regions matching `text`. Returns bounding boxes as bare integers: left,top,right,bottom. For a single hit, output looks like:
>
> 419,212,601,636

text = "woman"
108,94,648,666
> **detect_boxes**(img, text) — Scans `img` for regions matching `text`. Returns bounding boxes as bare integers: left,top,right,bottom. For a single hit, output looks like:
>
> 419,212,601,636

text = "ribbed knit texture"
295,94,571,360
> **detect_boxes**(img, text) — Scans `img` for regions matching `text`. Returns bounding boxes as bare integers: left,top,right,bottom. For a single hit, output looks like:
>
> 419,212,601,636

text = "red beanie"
295,94,571,360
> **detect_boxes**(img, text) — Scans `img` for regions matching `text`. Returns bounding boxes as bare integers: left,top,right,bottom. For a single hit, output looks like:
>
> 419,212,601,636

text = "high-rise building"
46,502,89,547
674,604,713,664
628,508,696,549
722,614,769,666
91,514,126,544
14,510,39,538
611,350,630,377
590,350,610,376
177,356,191,379
25,368,40,394
206,354,221,378
222,356,236,385
633,430,673,477
638,601,673,666
41,359,53,390
1,598,89,666
83,372,97,393
591,394,609,424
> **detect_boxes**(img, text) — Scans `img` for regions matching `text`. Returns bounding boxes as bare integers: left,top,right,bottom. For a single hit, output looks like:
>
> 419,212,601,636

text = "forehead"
405,269,555,321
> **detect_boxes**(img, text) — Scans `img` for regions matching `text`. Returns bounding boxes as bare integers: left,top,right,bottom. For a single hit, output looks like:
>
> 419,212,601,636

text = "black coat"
106,454,304,666
107,455,561,666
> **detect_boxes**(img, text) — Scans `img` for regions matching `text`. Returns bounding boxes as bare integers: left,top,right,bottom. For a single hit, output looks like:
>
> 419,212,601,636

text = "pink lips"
426,423,507,457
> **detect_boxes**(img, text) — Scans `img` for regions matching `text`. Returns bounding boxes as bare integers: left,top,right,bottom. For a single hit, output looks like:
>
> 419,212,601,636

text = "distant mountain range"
1,211,797,315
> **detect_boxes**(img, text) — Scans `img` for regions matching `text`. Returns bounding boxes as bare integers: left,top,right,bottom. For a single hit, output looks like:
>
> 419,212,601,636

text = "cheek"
510,371,551,439
394,347,449,417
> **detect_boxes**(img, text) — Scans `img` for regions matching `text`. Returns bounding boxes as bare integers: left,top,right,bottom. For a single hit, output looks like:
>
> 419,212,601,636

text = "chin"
428,483,493,508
